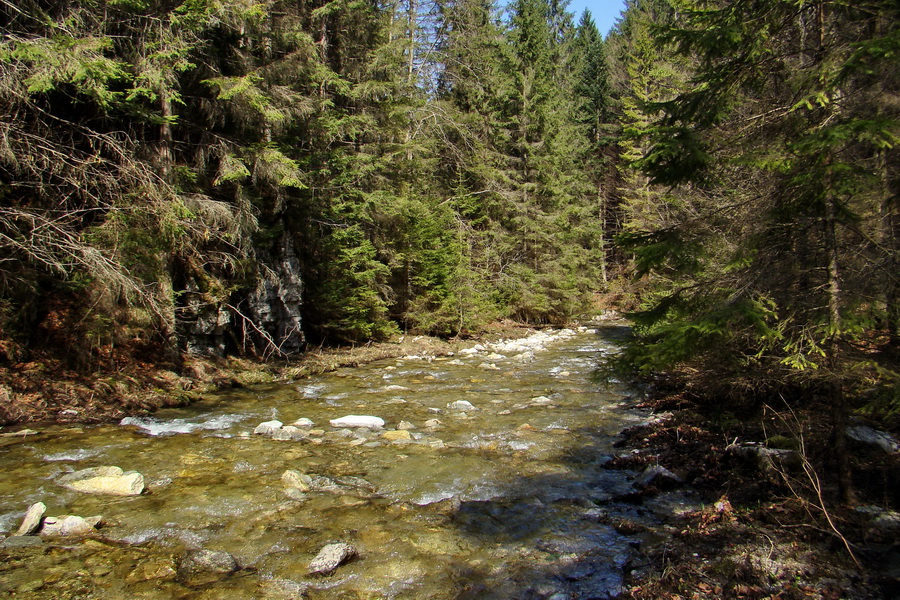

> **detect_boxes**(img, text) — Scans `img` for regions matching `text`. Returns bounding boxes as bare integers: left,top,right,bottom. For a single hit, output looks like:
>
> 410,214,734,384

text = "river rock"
178,549,239,579
40,515,102,537
0,535,44,548
382,430,412,442
633,465,683,490
254,420,283,435
447,400,476,411
292,418,315,428
14,502,45,536
397,420,416,430
329,415,385,429
308,543,357,575
384,385,410,391
273,425,305,441
283,470,340,493
424,419,443,428
59,466,145,496
478,362,500,371
846,425,900,453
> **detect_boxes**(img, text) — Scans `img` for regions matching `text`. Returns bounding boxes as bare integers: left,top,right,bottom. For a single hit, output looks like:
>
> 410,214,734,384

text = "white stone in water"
530,396,553,405
329,415,385,429
398,420,416,430
254,420,283,435
459,348,479,356
14,502,46,536
40,515,101,537
292,418,315,428
424,419,443,428
447,401,476,411
384,384,410,391
59,466,144,496
478,363,501,371
308,543,357,575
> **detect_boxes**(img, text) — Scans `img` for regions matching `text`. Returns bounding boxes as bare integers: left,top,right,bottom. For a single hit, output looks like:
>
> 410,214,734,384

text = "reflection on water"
0,325,650,599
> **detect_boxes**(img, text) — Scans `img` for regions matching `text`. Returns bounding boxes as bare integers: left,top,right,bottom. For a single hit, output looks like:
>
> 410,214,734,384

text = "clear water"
0,325,650,599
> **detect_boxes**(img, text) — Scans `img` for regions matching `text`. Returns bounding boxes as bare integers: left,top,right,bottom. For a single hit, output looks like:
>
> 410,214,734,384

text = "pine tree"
617,0,900,502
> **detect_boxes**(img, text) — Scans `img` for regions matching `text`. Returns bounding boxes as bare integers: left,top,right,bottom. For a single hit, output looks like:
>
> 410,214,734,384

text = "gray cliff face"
243,233,304,356
179,234,304,357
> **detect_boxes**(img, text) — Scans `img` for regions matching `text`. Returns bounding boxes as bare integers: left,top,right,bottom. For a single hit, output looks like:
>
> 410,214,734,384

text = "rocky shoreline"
0,320,570,429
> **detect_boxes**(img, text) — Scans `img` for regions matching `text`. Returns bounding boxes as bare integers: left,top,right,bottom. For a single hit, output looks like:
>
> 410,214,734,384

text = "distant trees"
0,0,617,361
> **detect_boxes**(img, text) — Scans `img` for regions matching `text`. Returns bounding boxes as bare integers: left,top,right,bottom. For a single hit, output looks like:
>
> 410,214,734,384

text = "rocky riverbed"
0,323,708,599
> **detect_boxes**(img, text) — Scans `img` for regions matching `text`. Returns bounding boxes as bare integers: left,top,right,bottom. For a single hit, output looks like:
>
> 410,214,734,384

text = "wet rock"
397,420,416,430
59,466,144,496
254,420,284,435
14,502,46,536
292,418,315,428
178,549,239,581
329,415,385,429
273,426,306,441
478,362,500,371
633,465,683,490
424,419,443,428
382,430,413,442
846,425,900,453
40,515,101,536
0,535,44,548
282,470,341,493
384,385,410,391
530,396,553,405
308,542,357,575
125,557,177,583
447,400,476,411
282,470,378,497
259,578,309,599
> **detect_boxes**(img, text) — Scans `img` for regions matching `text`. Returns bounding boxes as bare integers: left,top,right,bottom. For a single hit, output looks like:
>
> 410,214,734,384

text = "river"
0,323,678,599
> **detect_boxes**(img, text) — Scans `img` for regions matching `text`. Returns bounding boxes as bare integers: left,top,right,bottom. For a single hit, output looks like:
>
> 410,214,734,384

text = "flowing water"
0,324,664,599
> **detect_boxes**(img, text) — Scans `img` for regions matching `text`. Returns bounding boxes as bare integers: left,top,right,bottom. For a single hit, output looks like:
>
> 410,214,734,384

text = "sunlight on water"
0,324,650,599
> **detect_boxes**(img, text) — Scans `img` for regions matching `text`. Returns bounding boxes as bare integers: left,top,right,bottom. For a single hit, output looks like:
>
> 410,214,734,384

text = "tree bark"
825,196,855,504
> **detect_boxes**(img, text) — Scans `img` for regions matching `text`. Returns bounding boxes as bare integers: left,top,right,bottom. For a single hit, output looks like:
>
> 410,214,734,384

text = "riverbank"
0,319,576,428
610,381,899,599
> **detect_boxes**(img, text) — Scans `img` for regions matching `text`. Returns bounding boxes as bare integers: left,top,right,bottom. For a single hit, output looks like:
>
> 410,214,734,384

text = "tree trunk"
158,92,174,184
825,196,855,504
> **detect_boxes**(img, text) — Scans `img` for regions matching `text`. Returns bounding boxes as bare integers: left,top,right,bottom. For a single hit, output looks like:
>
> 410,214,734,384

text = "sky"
564,0,627,37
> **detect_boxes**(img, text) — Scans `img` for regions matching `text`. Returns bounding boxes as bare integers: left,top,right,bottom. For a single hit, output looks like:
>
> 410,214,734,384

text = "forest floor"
610,380,900,600
0,320,536,427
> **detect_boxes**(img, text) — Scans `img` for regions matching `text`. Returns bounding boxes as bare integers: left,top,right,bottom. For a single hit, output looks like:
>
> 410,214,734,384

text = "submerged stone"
178,548,239,580
382,430,413,442
308,542,357,575
59,466,144,496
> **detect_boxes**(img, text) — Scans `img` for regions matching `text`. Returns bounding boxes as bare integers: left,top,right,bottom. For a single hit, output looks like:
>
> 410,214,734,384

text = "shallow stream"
0,324,671,599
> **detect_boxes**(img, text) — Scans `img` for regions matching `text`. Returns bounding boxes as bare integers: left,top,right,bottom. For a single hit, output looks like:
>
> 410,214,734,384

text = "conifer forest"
0,0,899,596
